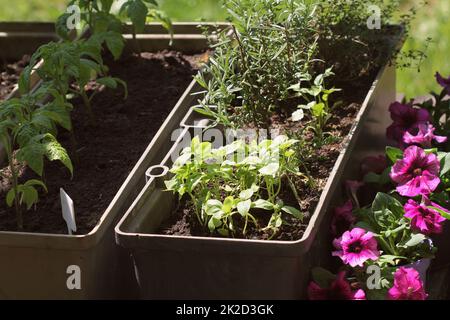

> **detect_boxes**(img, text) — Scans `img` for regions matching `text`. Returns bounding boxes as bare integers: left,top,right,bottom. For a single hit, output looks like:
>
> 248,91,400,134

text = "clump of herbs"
165,136,306,239
195,0,332,129
315,0,427,84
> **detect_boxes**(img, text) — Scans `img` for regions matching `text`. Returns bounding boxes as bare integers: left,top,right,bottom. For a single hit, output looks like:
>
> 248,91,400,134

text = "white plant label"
60,188,77,235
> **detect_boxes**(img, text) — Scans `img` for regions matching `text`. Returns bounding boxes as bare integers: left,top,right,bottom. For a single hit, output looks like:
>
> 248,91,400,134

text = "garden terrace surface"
0,50,206,234
0,55,29,101
159,70,375,241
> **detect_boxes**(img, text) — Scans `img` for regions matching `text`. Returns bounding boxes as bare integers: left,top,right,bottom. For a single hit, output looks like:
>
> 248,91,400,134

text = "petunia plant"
309,71,450,300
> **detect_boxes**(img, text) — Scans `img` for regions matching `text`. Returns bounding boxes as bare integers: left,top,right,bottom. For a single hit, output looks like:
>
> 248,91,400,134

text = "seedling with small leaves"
289,68,341,141
0,89,73,230
165,135,305,238
21,39,127,124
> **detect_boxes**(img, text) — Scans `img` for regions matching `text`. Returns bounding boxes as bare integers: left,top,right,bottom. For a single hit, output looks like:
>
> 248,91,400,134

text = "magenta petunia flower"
403,123,448,148
308,271,366,300
436,72,450,95
404,198,446,235
332,228,380,267
390,146,440,197
361,155,388,176
388,267,427,300
386,102,430,144
331,200,356,237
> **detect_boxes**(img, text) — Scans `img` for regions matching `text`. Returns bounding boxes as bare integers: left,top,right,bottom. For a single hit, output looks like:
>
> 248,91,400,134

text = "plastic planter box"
0,22,225,299
115,32,404,299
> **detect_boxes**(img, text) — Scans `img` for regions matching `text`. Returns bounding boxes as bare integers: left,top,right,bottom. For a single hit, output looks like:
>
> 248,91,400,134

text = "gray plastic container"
115,35,402,299
0,22,226,299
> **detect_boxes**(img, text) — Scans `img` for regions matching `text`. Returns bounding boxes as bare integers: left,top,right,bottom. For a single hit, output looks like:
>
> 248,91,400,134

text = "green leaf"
6,189,15,207
404,233,427,248
222,196,234,214
237,200,251,217
100,0,114,12
311,267,336,288
253,199,274,210
20,185,39,210
17,141,45,176
429,206,450,220
44,135,73,176
311,102,325,117
55,13,71,40
208,217,222,232
18,66,31,95
239,189,254,200
291,109,304,122
24,179,48,192
386,146,403,163
103,31,125,60
97,77,118,89
439,152,450,176
281,206,303,220
259,163,279,176
127,0,148,34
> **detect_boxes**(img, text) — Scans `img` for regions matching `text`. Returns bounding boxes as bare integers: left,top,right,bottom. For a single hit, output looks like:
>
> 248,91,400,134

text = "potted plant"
115,0,417,299
0,0,224,299
307,71,450,300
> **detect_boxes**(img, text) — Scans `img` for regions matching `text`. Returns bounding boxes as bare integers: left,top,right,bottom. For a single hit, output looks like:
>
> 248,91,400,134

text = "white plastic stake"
60,188,77,235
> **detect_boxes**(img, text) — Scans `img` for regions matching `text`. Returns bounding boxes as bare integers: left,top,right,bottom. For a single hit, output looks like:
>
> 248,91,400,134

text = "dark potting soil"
159,74,371,241
0,50,206,234
0,55,30,101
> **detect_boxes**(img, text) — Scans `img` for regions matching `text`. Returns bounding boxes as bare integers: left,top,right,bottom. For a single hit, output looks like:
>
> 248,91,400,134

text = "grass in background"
0,0,448,98
160,0,226,21
0,0,66,21
398,0,450,97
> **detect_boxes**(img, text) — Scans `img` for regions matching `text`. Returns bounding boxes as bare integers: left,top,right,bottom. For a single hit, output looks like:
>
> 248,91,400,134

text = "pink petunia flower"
403,123,448,148
388,267,427,300
361,155,388,176
308,271,366,300
386,102,430,144
436,72,450,95
331,200,356,237
332,228,380,267
390,146,440,197
404,198,446,235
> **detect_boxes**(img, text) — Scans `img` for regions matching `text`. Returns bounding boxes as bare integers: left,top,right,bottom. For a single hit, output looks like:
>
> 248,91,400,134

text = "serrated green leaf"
43,135,73,176
127,0,148,34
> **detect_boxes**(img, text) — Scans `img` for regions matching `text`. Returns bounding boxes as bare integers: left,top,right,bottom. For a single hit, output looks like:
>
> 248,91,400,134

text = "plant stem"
133,27,142,56
80,88,95,124
7,144,22,231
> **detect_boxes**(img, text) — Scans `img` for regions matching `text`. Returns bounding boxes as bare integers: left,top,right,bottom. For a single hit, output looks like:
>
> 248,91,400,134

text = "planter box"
0,22,225,299
115,35,403,299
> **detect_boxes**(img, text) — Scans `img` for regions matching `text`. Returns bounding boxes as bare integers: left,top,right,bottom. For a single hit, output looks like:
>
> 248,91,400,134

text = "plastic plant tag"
60,188,77,235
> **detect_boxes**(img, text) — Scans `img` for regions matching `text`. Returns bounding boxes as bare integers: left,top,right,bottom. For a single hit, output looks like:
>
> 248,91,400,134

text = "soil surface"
0,55,30,101
159,73,373,241
0,50,206,234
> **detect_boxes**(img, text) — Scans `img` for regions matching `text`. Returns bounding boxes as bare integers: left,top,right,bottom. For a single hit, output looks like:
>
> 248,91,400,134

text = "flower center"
407,286,414,296
349,241,363,254
413,168,422,176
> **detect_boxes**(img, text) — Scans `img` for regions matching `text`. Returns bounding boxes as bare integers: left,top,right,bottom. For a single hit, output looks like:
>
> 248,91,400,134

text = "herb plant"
195,0,321,129
165,135,304,238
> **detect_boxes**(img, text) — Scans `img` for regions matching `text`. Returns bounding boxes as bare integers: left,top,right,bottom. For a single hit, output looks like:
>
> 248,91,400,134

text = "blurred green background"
0,0,447,98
